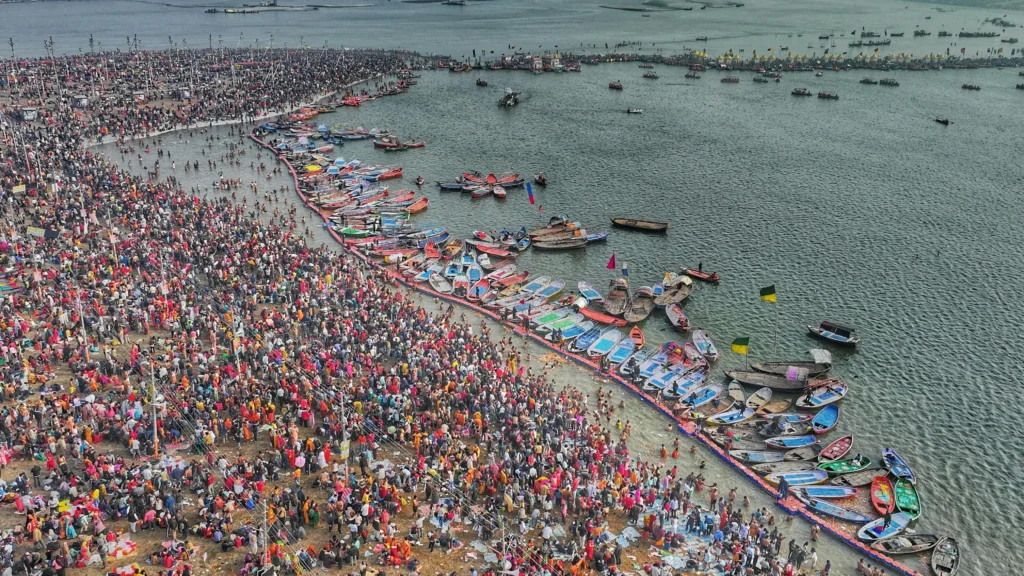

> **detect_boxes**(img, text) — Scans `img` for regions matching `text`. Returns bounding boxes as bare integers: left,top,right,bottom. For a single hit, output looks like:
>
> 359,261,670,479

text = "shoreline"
83,74,393,148
247,127,927,576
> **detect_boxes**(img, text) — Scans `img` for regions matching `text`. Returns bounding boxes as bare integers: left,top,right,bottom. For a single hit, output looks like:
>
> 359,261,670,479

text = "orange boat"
405,197,429,214
629,326,645,349
378,168,404,181
580,306,628,327
681,267,721,283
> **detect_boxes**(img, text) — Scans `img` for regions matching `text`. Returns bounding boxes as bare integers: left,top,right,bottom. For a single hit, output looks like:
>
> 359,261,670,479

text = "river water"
12,0,1024,573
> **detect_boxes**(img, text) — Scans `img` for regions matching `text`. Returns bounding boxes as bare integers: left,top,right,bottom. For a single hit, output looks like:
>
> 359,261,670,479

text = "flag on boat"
759,285,777,303
621,261,629,277
526,182,535,205
731,337,750,355
606,253,616,270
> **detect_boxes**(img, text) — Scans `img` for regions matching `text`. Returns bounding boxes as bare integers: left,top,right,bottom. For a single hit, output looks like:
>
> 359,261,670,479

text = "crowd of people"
0,48,843,576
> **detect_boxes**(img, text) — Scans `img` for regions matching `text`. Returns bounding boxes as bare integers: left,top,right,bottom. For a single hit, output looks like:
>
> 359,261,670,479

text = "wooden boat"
752,354,831,377
830,468,884,487
604,279,631,316
653,274,693,307
580,306,628,326
810,405,839,434
751,461,816,474
796,496,874,524
765,470,828,486
726,370,807,391
467,278,490,301
818,457,872,475
931,537,961,575
796,485,859,500
730,450,785,464
442,238,464,259
857,512,912,542
429,274,453,294
871,534,939,555
727,380,745,404
757,412,812,424
533,238,587,250
665,304,689,331
795,379,848,408
577,281,603,302
691,329,718,361
551,320,594,342
882,448,916,484
745,387,772,410
894,478,921,520
756,399,792,414
681,267,720,283
807,321,860,346
519,275,552,295
610,218,668,232
871,476,896,515
424,242,441,259
484,264,517,282
819,434,853,462
588,329,623,357
531,222,582,240
607,336,640,365
623,287,656,323
783,444,823,462
452,275,470,298
527,215,570,236
764,435,817,449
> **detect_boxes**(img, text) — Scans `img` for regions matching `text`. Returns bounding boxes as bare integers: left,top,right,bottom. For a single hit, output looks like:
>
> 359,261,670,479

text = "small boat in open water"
931,537,961,576
681,266,720,283
611,218,668,232
808,321,860,346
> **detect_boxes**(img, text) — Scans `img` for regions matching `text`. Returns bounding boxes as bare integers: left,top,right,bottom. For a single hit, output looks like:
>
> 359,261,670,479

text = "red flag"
961,47,966,54
606,253,616,270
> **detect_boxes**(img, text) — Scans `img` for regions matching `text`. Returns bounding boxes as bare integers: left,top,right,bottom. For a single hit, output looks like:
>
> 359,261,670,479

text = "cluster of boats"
435,171,526,199
701,357,958,571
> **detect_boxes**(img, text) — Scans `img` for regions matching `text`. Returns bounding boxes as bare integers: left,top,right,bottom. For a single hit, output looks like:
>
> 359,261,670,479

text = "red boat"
609,81,623,90
871,476,896,515
493,270,529,288
424,242,441,259
476,244,516,259
580,306,629,327
819,434,853,462
377,168,403,181
374,140,402,148
497,173,520,184
486,173,498,185
463,172,485,184
681,267,721,283
405,142,426,148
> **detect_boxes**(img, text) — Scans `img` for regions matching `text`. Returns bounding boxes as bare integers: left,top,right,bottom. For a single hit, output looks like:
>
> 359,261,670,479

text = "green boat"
894,478,921,519
537,315,581,335
338,227,371,237
532,308,570,327
817,457,872,475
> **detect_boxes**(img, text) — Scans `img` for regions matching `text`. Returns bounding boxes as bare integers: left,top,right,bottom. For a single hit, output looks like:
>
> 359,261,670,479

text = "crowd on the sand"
0,49,867,576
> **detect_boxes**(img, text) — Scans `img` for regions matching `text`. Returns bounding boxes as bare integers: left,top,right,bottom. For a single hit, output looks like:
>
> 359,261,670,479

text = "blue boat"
618,346,658,376
444,262,462,278
765,435,818,449
765,470,829,486
555,320,595,342
798,486,859,500
707,407,755,425
857,512,912,541
536,279,566,300
882,448,917,484
438,182,464,190
572,327,603,352
683,382,721,408
730,450,785,463
577,281,603,302
587,329,622,357
798,496,874,523
520,276,551,294
811,405,840,434
586,232,609,243
607,338,639,365
807,321,861,346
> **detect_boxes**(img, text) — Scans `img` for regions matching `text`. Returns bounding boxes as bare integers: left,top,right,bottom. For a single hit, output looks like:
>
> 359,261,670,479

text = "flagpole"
773,300,779,361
